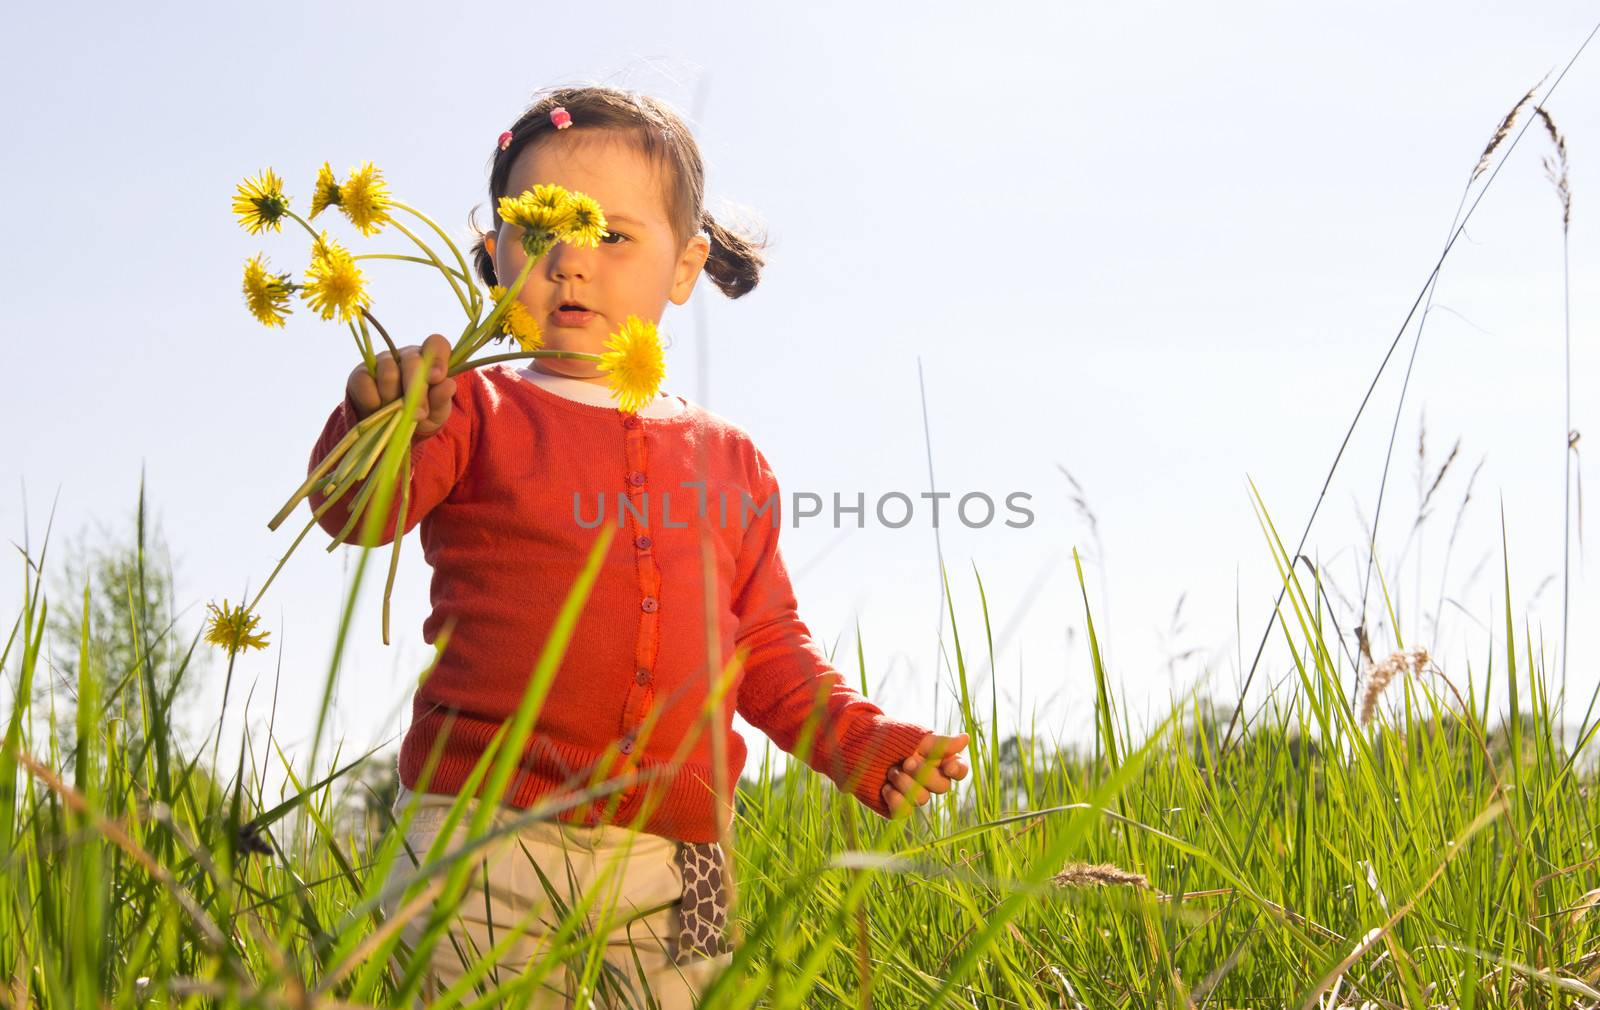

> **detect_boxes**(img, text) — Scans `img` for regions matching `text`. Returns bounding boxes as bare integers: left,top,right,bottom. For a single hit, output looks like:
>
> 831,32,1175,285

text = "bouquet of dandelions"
202,162,665,657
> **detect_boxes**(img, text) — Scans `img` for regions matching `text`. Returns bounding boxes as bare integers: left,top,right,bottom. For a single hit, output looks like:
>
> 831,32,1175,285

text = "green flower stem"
392,201,479,319
314,440,383,520
339,408,409,492
284,210,322,245
353,253,470,284
316,408,406,514
344,323,368,376
253,409,404,606
267,406,398,530
360,308,402,363
387,217,472,319
247,514,321,614
346,321,376,377
327,411,410,549
381,450,413,644
452,247,544,368
327,464,388,551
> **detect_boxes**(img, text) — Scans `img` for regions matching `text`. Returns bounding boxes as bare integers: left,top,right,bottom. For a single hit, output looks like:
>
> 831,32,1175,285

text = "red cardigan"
306,364,931,842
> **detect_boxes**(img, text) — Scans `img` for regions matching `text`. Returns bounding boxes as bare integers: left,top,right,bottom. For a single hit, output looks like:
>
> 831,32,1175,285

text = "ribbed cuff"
834,713,931,820
340,390,362,427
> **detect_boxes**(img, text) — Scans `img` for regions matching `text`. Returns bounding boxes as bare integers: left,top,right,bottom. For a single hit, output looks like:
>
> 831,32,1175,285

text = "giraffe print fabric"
672,841,733,963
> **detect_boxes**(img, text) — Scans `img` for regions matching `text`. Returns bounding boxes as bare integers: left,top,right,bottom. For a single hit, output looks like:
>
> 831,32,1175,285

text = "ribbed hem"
397,706,740,844
832,713,932,819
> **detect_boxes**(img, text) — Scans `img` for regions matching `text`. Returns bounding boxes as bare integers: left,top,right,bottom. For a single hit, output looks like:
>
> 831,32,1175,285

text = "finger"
907,763,951,792
426,376,456,423
375,352,401,402
397,355,429,422
349,369,379,413
414,385,449,433
918,733,968,764
400,347,430,399
902,761,947,793
881,783,908,817
892,769,931,804
941,757,969,779
421,333,451,380
941,733,971,757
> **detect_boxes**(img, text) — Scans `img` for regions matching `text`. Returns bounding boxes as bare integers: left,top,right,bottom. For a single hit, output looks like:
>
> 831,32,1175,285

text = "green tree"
42,475,205,774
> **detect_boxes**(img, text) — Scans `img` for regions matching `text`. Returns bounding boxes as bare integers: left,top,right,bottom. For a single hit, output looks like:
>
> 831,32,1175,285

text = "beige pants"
379,785,736,1009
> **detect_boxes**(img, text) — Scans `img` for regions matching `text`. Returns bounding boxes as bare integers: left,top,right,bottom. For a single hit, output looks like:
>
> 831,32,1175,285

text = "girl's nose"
546,241,593,282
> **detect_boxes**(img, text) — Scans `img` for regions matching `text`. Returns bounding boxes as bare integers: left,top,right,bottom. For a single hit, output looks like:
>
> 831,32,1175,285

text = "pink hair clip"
498,130,514,151
550,106,573,129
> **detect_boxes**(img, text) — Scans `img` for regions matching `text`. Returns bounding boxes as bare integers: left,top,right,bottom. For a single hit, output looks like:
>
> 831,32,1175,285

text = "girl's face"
491,129,710,382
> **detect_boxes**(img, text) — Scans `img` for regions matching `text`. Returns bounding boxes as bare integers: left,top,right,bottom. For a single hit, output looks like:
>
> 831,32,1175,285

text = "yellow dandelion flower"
301,233,372,323
488,285,543,351
339,161,393,236
203,598,270,655
596,315,665,414
308,229,335,260
242,254,294,328
525,183,570,214
310,161,341,219
560,190,608,249
232,168,290,235
499,184,577,239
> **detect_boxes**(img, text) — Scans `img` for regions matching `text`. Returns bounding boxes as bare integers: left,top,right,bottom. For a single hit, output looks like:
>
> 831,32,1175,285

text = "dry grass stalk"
1358,648,1431,726
1051,861,1150,890
1568,888,1600,927
1420,438,1461,518
1535,105,1572,233
1471,75,1546,183
1055,463,1106,567
1355,623,1375,669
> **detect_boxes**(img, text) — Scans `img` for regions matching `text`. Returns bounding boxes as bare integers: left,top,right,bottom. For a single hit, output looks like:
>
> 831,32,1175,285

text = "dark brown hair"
469,85,768,299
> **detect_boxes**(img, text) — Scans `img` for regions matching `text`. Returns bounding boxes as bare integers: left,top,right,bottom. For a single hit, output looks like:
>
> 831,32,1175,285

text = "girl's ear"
484,232,497,257
668,234,711,306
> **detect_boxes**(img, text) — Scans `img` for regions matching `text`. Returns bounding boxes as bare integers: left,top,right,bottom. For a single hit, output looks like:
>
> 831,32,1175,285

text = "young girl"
305,85,971,1008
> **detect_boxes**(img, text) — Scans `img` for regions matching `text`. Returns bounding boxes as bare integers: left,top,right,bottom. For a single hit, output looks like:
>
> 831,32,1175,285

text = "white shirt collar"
515,364,686,417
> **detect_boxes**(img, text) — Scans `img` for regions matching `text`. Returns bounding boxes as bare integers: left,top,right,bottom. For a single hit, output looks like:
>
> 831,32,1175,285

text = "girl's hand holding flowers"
347,333,457,442
881,732,970,816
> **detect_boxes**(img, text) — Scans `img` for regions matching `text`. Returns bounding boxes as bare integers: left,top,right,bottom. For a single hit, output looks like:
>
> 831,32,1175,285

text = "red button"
623,415,640,429
618,736,634,754
641,596,658,612
635,534,653,550
635,668,650,685
628,471,646,486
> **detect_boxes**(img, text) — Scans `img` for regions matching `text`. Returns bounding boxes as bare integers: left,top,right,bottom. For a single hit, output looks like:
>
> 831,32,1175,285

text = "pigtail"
467,204,498,288
700,209,769,299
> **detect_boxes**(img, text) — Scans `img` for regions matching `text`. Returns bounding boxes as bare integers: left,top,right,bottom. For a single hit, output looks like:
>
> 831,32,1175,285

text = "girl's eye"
602,230,629,245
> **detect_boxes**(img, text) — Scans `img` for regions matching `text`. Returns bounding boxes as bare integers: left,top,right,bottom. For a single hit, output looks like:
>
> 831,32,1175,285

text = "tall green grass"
4,474,1600,1009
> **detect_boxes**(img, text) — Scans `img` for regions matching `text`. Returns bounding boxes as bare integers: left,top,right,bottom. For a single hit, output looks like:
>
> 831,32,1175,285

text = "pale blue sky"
4,2,1598,798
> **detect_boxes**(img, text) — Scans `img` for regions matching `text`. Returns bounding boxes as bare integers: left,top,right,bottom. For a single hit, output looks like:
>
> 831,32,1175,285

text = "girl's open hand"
346,332,456,442
881,732,970,816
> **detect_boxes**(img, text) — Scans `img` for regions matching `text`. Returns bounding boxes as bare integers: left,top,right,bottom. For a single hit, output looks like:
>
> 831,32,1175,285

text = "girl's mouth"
552,307,597,327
